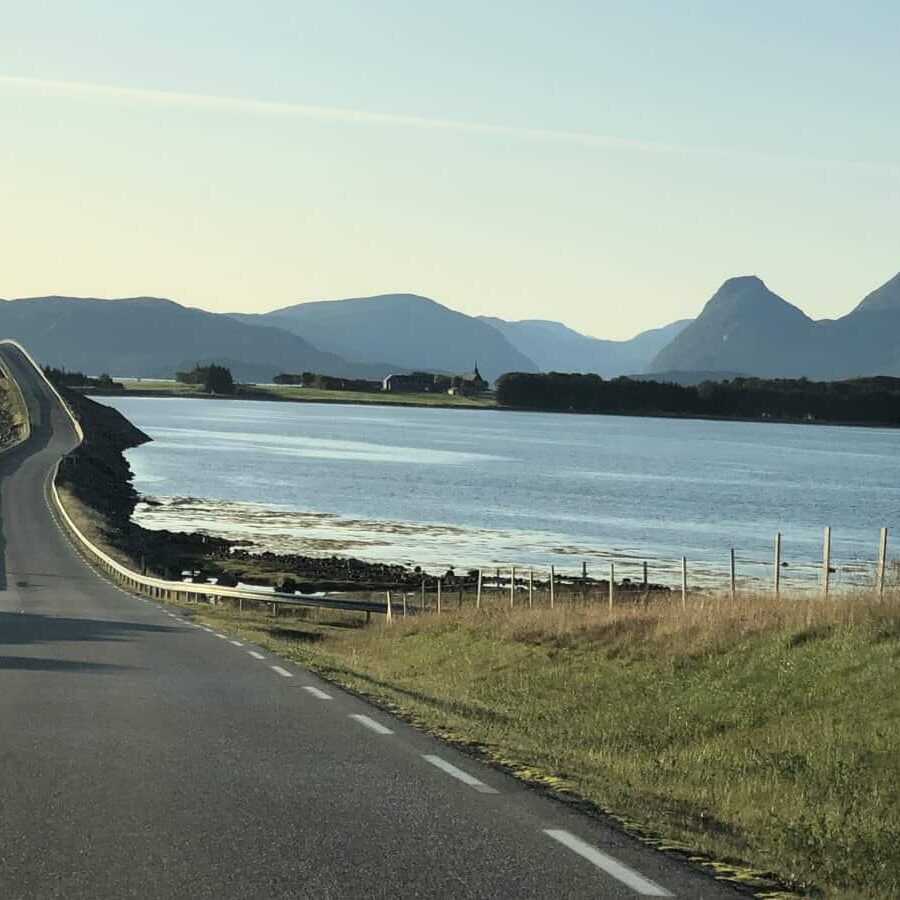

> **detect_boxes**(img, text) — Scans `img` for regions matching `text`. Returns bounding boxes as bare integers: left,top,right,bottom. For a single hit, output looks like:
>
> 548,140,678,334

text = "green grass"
171,592,900,898
116,380,496,409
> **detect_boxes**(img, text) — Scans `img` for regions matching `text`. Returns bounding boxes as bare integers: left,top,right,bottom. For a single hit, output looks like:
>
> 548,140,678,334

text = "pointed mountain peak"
701,276,811,323
853,271,900,314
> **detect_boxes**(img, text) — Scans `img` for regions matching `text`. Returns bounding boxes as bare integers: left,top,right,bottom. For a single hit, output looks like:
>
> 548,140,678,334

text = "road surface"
0,342,742,898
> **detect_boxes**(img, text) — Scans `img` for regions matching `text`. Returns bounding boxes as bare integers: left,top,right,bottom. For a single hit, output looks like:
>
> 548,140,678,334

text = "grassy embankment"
114,380,497,409
0,364,28,449
154,586,900,899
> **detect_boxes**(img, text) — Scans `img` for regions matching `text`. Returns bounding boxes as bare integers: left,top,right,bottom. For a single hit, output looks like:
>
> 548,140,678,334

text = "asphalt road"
0,343,743,899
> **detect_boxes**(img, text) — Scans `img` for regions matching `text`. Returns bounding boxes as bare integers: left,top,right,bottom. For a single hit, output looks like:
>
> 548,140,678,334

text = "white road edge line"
302,686,332,700
215,633,228,640
543,829,673,897
422,755,498,794
350,714,393,735
271,665,294,678
248,651,265,660
229,640,243,646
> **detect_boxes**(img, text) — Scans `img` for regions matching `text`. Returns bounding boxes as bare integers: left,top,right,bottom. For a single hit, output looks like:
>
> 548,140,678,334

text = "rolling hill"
232,294,538,382
0,296,393,382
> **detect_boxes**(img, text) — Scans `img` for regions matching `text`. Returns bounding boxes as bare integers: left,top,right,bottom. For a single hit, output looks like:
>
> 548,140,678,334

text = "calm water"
100,397,899,590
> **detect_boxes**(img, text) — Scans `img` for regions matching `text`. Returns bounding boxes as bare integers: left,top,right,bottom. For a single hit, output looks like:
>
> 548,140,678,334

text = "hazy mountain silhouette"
0,296,394,382
481,316,691,377
649,277,820,377
233,294,538,382
648,272,900,379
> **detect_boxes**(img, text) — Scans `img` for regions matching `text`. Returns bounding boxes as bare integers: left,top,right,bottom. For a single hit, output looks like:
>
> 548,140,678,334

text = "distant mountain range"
0,296,388,382
3,271,899,384
481,316,690,378
649,271,900,380
230,294,536,382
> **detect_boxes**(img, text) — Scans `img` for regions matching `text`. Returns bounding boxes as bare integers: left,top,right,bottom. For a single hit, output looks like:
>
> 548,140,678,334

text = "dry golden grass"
178,588,900,898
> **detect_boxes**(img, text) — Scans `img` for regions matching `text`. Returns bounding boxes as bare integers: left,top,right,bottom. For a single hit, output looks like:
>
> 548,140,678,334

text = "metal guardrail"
0,339,388,618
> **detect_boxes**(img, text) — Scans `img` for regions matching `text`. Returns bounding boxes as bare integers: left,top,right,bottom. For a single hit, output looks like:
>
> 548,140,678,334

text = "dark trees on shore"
495,372,900,426
176,364,235,394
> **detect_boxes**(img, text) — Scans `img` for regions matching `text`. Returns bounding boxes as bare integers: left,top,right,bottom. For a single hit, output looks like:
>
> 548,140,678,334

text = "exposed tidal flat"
99,396,900,592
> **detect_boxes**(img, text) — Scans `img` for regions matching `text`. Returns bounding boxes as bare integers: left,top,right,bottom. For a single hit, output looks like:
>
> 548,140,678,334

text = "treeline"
274,372,382,391
176,364,235,394
44,368,124,392
495,372,900,426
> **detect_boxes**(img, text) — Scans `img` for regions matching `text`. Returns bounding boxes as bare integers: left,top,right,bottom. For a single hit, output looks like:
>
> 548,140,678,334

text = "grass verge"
167,592,900,899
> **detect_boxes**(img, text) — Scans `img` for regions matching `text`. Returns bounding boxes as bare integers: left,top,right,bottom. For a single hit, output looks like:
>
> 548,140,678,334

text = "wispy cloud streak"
1,73,896,175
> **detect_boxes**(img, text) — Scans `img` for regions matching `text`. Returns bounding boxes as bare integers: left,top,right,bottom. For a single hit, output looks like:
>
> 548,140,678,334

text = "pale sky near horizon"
1,1,898,339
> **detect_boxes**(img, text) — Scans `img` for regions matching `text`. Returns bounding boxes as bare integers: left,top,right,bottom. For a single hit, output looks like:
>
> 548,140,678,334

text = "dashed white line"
543,830,673,896
229,640,243,647
302,685,333,700
248,651,265,660
214,633,228,640
349,714,393,735
422,755,498,794
271,665,294,678
201,627,214,633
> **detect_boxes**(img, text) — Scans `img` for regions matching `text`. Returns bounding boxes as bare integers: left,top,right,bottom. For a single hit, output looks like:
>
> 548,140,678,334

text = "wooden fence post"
822,527,832,598
608,562,615,610
681,557,687,609
774,532,782,598
730,548,736,601
386,590,393,624
528,569,534,608
437,577,442,616
877,527,888,600
549,565,555,609
581,560,587,602
476,569,483,610
402,592,408,617
510,566,516,608
421,578,426,610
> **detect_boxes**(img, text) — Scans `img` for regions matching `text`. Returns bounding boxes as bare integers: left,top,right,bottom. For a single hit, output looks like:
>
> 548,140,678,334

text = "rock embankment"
55,386,432,591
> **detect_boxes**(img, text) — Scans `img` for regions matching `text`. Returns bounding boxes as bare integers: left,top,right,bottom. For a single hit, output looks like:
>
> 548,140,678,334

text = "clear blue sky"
1,1,898,338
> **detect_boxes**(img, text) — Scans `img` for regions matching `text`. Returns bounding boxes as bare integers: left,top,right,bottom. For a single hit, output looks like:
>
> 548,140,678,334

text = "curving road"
0,343,741,899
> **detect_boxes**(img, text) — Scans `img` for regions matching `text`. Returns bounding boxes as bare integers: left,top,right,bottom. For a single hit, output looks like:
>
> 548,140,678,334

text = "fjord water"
102,397,899,590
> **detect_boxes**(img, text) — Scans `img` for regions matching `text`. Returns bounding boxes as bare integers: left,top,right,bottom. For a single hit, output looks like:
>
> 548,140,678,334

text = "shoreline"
87,384,900,431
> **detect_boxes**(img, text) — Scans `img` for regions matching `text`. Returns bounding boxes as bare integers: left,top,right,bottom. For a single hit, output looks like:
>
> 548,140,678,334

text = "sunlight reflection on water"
102,397,900,591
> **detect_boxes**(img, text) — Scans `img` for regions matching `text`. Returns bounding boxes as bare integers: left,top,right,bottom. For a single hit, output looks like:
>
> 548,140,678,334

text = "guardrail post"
436,577,442,616
822,527,832,598
549,565,555,609
608,562,615,610
385,591,393,624
681,557,688,609
476,569,483,609
510,566,516,608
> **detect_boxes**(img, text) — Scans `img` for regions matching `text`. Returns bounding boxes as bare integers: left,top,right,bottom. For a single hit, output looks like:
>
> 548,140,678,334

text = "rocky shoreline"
58,385,671,599
56,386,453,592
